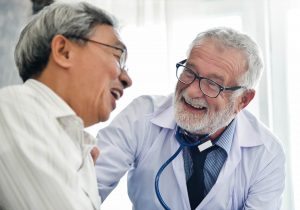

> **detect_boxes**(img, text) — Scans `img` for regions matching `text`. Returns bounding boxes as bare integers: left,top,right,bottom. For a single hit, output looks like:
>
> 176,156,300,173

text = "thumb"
90,146,100,165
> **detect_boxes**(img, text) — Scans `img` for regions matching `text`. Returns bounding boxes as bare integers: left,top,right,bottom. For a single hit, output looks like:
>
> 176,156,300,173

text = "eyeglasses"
176,59,246,98
69,36,128,71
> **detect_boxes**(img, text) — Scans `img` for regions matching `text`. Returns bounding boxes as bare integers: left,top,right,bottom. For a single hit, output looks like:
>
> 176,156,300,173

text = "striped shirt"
183,119,236,195
0,79,101,210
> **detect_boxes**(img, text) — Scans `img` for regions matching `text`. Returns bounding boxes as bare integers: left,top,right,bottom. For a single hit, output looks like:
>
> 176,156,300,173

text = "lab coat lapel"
196,111,263,209
170,133,191,210
196,131,242,209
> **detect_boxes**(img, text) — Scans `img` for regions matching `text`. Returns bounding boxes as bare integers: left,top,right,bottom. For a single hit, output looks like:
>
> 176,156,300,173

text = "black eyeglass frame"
68,36,128,71
176,59,247,98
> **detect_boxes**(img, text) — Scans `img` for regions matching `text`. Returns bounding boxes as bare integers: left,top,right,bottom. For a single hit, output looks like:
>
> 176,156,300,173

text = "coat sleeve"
95,95,158,201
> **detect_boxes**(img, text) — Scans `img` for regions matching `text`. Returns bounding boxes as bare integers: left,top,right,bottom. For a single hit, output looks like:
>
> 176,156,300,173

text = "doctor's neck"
191,126,227,142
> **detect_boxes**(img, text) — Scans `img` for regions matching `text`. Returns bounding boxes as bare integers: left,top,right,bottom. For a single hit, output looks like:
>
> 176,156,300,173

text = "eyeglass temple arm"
223,86,247,91
176,59,187,68
179,59,187,65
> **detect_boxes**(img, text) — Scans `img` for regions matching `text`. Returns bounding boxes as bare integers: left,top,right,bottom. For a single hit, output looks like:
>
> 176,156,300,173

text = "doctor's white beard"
174,92,236,135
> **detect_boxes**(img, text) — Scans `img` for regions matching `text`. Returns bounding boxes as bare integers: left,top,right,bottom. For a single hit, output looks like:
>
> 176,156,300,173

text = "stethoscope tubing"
154,133,210,210
155,145,184,210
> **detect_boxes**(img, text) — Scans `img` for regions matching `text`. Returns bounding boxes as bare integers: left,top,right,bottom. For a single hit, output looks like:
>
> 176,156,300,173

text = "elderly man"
96,27,285,210
0,2,131,210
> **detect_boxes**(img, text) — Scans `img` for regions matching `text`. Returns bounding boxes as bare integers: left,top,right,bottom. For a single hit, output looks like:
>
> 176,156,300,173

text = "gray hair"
187,27,264,89
15,2,117,82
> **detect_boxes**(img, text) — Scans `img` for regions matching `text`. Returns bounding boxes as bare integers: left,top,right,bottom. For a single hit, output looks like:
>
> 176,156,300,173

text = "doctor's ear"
50,35,73,68
236,89,255,112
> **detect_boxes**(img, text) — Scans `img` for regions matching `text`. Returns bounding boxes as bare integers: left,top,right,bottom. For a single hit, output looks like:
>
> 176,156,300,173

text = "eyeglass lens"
176,66,220,97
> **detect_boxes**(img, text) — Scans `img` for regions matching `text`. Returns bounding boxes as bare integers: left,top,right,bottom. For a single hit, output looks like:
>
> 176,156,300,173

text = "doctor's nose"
186,79,205,98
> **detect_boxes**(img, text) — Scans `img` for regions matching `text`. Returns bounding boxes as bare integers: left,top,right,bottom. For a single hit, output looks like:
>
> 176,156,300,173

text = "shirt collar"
215,119,236,155
25,79,76,118
25,79,97,150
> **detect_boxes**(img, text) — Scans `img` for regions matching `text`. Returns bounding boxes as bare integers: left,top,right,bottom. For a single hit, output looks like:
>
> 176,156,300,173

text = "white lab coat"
96,94,285,210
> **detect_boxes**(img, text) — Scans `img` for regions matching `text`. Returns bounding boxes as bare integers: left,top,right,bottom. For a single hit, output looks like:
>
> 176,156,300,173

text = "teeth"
190,104,205,109
184,98,206,109
111,90,121,99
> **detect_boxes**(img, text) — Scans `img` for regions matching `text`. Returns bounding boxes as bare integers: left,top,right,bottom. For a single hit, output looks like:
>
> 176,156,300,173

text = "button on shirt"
183,120,235,196
0,79,101,210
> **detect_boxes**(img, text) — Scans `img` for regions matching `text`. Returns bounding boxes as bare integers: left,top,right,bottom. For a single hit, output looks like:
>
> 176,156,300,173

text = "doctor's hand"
90,146,100,165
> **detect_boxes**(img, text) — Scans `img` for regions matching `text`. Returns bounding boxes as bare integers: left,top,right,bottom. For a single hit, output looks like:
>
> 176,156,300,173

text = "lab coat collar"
234,110,264,147
150,94,176,129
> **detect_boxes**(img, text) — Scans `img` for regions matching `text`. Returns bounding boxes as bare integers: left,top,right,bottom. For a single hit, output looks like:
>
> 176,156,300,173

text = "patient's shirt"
0,79,101,210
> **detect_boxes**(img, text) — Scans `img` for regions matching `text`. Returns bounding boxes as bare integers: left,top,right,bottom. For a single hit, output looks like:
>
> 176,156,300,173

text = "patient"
0,2,131,210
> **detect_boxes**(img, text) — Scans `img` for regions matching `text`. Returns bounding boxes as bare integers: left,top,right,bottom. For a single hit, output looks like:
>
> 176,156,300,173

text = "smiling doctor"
96,27,285,210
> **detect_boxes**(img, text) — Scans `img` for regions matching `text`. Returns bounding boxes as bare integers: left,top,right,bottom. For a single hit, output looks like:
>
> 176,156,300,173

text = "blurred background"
0,0,299,209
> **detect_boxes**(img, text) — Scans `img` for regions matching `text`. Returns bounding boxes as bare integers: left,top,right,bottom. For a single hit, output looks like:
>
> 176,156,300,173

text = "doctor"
95,27,285,210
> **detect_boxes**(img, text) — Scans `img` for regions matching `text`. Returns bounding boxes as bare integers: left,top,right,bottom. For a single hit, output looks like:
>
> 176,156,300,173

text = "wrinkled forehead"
193,38,247,58
190,38,247,66
188,39,248,80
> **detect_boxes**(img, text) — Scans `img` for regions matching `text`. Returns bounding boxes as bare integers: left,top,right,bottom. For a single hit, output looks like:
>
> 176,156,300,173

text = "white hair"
187,27,264,89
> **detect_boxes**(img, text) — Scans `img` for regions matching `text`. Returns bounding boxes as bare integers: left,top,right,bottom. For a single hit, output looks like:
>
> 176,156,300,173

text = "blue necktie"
187,145,217,209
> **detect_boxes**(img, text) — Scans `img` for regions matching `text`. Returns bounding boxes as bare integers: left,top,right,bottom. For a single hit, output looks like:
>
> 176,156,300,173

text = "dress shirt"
0,79,101,210
182,119,235,195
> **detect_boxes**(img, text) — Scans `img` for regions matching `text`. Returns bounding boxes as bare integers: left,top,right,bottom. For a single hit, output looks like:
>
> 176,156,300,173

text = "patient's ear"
51,35,73,68
236,89,255,112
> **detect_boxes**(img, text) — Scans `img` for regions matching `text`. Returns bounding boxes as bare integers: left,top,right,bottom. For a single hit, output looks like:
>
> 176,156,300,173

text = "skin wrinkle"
189,41,247,87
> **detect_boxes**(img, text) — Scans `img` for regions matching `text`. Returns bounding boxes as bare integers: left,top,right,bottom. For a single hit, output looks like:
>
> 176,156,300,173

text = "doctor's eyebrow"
186,62,225,83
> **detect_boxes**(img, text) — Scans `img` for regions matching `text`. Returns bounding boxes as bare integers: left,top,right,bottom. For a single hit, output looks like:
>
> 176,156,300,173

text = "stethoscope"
154,127,213,210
